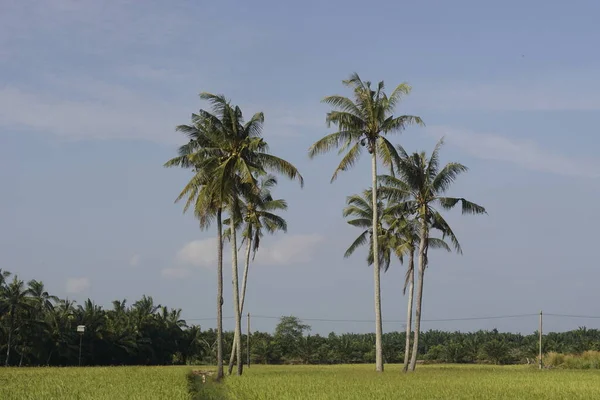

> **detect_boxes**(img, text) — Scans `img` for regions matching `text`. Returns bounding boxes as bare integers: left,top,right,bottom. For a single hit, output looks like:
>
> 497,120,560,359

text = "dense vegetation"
2,273,600,367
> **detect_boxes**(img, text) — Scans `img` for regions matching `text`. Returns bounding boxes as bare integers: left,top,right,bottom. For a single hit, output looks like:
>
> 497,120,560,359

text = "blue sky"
2,0,600,335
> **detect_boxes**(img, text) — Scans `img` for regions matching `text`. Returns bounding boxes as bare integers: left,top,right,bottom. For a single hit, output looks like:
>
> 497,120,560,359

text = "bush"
544,351,600,369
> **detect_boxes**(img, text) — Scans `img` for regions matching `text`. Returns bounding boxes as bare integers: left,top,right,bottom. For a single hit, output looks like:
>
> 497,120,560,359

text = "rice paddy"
2,364,600,399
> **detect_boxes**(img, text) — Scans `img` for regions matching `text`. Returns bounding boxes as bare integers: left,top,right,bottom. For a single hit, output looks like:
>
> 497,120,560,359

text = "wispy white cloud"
129,254,141,267
416,73,600,111
161,267,192,279
0,77,321,143
0,82,186,143
253,234,324,266
427,125,600,178
176,238,219,269
170,233,324,278
66,277,90,294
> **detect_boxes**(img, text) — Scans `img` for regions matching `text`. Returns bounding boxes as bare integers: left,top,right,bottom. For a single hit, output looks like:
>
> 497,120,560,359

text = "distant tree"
481,340,510,365
274,316,311,362
3,277,33,366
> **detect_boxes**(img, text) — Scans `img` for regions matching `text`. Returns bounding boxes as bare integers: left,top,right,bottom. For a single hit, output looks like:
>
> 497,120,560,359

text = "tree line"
2,277,599,368
165,73,486,376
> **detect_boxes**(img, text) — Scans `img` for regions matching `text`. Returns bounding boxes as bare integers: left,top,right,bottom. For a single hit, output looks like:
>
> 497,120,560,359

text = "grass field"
0,366,190,400
3,364,600,399
199,364,600,400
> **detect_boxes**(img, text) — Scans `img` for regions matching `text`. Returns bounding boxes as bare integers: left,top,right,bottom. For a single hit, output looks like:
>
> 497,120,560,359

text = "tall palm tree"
309,73,423,371
165,104,230,377
27,280,59,314
3,277,32,366
166,92,303,377
0,269,11,318
380,138,486,371
227,174,288,373
383,215,450,372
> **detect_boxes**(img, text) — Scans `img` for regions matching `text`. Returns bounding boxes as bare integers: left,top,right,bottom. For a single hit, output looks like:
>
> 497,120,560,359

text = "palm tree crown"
309,72,424,181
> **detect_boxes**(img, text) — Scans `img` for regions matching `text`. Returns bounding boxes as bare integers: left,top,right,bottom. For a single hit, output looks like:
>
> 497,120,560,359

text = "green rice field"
0,366,190,400
2,364,600,399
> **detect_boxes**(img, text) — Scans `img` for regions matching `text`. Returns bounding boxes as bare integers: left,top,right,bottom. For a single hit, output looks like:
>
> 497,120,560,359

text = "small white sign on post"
77,325,86,334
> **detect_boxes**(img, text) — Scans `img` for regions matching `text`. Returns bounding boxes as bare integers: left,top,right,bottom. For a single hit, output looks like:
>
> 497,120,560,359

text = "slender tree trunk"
19,346,24,367
216,208,224,380
239,228,252,314
228,228,253,373
5,310,15,367
5,329,12,367
402,250,415,373
370,146,384,372
409,220,428,371
46,349,53,366
230,221,243,376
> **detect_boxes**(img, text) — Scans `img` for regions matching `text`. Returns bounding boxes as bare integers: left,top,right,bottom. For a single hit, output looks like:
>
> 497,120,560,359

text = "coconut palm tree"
309,73,423,371
166,93,303,376
0,269,11,318
27,280,59,315
165,107,228,378
383,215,451,372
3,277,33,366
226,174,288,373
379,138,486,371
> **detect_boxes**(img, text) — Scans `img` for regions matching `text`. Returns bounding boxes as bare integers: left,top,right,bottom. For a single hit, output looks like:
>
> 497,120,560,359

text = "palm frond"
386,83,412,110
437,197,487,215
431,162,469,193
344,230,369,258
382,115,425,133
426,137,445,182
255,153,304,187
331,142,362,182
321,95,363,117
376,136,401,174
346,218,372,228
428,238,452,252
429,211,462,254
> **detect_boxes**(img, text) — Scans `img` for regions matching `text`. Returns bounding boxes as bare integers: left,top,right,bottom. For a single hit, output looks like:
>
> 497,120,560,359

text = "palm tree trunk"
228,228,253,373
370,147,384,373
5,329,12,367
46,349,54,366
409,221,428,371
228,339,237,375
239,228,252,314
230,221,244,376
5,310,15,366
216,208,224,380
19,345,24,367
402,250,415,373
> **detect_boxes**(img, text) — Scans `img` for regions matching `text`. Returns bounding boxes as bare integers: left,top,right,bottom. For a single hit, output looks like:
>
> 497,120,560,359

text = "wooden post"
539,310,543,370
247,312,251,368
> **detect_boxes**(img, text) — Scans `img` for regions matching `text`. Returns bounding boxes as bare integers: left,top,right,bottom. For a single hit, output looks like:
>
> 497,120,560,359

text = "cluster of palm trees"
0,270,193,366
165,94,303,378
167,73,485,376
308,73,486,372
